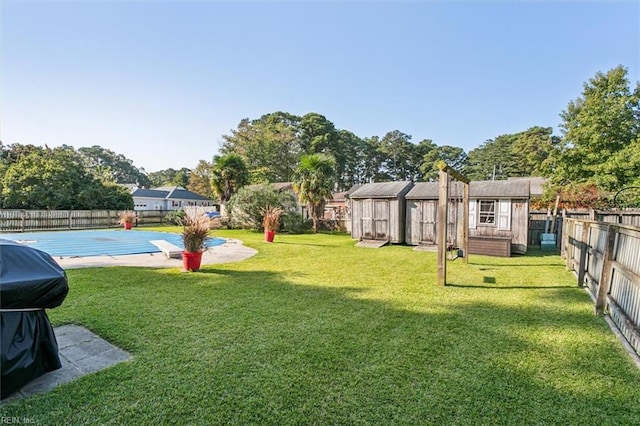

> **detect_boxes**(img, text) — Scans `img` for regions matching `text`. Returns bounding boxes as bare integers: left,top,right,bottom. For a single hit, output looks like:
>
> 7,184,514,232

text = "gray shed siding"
405,180,530,254
468,198,529,254
406,199,464,246
350,182,412,243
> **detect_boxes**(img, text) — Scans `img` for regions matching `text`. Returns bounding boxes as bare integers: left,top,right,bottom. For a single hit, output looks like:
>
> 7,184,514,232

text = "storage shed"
468,180,530,255
405,180,530,255
350,181,413,243
405,182,465,247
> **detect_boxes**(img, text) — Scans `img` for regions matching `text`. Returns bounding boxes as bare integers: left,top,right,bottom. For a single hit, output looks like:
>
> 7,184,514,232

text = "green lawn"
2,230,639,424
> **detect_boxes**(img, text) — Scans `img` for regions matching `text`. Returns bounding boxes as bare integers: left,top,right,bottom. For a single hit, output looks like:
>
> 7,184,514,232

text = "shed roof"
406,182,465,199
349,181,413,199
471,180,529,198
330,191,349,202
405,180,529,199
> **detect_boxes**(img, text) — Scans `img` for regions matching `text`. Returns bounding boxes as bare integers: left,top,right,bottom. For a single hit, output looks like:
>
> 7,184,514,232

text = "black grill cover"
0,239,69,399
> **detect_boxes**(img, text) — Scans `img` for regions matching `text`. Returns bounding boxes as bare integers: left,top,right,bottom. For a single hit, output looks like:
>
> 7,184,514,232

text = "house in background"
324,191,349,220
508,176,546,199
131,186,215,211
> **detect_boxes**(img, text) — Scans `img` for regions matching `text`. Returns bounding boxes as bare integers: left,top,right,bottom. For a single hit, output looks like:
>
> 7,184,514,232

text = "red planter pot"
124,222,133,230
182,251,203,272
265,230,275,243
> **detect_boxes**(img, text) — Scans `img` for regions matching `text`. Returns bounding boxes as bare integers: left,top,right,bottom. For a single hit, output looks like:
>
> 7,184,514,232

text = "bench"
469,236,512,257
540,233,557,251
149,240,182,259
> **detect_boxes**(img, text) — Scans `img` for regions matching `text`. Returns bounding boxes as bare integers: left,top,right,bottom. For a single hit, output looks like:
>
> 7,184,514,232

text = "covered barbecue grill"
1,239,69,399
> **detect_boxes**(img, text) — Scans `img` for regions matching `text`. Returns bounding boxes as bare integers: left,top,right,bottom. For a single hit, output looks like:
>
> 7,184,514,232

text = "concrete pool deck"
1,325,132,404
54,238,257,269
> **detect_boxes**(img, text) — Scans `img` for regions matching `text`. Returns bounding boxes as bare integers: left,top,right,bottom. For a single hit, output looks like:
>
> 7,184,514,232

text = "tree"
210,154,249,203
0,144,132,210
292,153,336,233
220,114,302,183
187,160,215,199
298,112,338,154
147,168,191,188
464,126,560,181
511,126,562,177
78,145,150,187
171,168,191,187
226,184,296,231
420,143,468,181
556,65,640,191
465,134,520,181
379,130,416,181
336,130,369,189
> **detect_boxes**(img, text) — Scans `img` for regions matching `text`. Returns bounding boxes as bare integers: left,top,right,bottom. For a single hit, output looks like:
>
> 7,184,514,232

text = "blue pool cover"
0,230,225,258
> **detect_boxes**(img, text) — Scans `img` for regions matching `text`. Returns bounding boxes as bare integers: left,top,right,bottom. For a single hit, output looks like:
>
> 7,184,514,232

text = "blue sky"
2,1,638,173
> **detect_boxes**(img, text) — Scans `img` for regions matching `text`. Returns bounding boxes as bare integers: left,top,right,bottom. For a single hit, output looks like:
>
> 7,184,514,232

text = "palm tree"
293,153,336,233
210,154,249,203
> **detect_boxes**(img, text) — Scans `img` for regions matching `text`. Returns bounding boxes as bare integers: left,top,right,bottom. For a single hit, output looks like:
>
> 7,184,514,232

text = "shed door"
421,201,437,243
361,199,374,239
373,200,390,240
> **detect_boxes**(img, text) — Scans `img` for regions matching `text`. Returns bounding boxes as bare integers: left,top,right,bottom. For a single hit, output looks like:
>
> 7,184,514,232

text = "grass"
2,229,639,424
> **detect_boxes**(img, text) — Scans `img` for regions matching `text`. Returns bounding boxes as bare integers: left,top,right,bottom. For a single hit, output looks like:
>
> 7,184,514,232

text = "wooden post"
463,183,469,264
550,195,560,234
437,170,449,286
560,210,567,260
435,161,470,286
577,222,590,288
595,225,617,316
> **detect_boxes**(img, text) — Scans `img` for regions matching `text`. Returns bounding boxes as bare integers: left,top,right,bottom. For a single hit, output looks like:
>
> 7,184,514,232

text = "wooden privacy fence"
529,209,640,248
562,218,640,356
0,209,169,232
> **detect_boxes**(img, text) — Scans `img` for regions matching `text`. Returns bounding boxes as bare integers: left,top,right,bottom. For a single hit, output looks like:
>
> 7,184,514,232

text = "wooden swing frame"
436,161,470,286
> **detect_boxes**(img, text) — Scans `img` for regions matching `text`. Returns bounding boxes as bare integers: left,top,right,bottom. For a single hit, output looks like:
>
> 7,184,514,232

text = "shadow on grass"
269,241,334,247
469,262,566,267
14,264,640,425
446,283,575,290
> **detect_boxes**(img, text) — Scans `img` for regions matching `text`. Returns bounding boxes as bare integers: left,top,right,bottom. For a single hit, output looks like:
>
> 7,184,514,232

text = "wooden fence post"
561,213,567,260
595,225,617,316
577,222,590,288
565,219,573,270
437,170,448,286
463,183,469,264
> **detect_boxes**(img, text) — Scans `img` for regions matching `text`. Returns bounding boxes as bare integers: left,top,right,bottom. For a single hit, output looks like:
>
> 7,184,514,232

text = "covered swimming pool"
0,230,225,258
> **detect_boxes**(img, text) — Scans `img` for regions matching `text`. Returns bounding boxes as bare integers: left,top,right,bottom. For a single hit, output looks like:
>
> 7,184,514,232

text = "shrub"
281,212,311,234
226,185,296,231
165,209,186,225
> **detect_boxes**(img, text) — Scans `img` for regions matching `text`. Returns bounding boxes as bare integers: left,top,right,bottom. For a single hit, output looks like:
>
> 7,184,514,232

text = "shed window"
479,200,496,225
